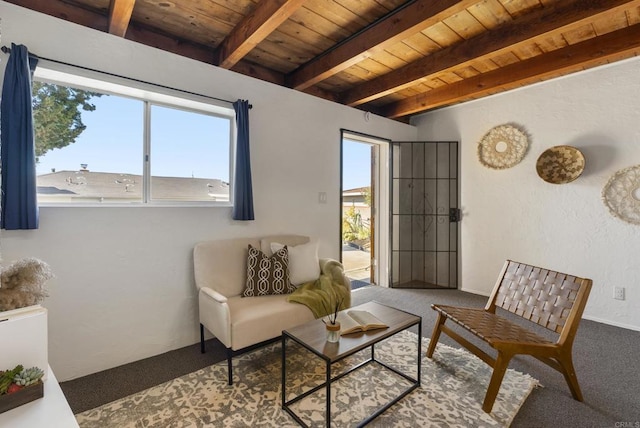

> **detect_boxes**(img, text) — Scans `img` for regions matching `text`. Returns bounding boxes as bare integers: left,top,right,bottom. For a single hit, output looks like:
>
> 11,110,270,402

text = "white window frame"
33,62,236,207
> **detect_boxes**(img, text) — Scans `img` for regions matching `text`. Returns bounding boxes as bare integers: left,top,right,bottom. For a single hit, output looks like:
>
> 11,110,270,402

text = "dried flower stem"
322,298,343,325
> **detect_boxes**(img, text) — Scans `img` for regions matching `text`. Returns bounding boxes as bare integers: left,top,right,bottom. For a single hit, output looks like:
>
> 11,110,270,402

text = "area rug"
76,331,538,427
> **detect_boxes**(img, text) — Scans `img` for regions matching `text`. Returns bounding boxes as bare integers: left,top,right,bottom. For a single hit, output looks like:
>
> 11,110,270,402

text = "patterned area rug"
76,331,538,427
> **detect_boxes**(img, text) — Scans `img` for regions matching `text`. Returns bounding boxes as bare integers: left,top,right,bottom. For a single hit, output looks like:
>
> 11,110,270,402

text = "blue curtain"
1,43,39,230
232,99,254,220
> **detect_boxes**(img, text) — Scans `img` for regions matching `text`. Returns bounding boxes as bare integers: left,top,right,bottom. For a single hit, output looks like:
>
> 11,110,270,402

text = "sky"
36,92,371,188
36,94,231,180
342,139,372,190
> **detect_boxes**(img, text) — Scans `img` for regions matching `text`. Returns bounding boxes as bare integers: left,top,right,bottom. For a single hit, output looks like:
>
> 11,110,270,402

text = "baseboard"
582,315,640,332
459,287,491,297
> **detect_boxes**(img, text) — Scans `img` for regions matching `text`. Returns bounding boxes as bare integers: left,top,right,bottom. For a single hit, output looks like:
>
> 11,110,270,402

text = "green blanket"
287,260,351,318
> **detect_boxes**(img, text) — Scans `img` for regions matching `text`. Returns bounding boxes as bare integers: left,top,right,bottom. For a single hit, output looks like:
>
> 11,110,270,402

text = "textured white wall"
0,2,417,380
412,57,640,332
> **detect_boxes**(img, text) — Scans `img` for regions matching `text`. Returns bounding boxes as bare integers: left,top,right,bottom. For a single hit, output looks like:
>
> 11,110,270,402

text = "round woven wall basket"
535,145,585,184
477,124,529,169
602,165,640,225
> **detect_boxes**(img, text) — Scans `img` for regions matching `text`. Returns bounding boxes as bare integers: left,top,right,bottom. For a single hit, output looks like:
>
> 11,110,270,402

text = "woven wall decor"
477,124,529,169
536,145,585,184
602,165,640,225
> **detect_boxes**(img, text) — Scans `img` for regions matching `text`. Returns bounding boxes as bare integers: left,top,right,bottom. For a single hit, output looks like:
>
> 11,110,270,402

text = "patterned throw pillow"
243,245,295,297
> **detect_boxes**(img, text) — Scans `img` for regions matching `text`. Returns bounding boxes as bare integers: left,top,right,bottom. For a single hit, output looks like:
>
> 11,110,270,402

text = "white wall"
0,2,417,380
412,57,640,332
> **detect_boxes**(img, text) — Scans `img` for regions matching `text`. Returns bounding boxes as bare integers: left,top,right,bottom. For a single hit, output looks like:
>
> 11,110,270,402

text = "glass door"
390,141,459,289
341,131,390,289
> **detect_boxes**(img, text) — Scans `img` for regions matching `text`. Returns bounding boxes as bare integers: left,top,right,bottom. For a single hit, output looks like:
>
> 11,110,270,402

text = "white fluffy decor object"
0,258,54,311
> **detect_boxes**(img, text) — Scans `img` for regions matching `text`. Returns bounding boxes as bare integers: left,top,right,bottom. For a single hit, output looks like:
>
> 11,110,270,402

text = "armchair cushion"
226,294,315,350
270,240,320,286
243,245,294,297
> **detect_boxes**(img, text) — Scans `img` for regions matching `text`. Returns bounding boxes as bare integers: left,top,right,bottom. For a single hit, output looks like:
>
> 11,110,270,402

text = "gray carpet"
60,286,640,427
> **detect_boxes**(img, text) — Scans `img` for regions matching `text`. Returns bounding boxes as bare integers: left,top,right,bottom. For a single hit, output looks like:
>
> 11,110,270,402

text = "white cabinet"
0,305,48,380
1,306,78,426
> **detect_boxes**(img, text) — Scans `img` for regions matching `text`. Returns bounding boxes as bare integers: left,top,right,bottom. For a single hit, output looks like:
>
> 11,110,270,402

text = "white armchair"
194,234,351,384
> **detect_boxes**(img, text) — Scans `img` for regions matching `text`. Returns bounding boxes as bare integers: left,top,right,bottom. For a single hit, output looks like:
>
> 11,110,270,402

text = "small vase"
326,322,341,343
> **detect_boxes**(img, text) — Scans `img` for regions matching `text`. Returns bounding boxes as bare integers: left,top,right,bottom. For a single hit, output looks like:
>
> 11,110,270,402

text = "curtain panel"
232,99,254,221
1,43,39,229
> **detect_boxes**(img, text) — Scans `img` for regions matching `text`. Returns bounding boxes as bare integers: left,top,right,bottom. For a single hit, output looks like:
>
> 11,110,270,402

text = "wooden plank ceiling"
7,0,640,121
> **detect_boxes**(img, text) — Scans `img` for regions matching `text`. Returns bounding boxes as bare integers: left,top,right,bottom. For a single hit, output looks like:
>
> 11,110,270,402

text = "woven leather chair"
426,260,592,412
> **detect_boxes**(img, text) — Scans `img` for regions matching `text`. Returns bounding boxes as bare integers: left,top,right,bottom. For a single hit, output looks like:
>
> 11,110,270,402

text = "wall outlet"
614,287,625,300
318,192,327,204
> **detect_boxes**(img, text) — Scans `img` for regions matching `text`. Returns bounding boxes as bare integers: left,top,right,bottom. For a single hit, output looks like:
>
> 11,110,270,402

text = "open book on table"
331,310,388,335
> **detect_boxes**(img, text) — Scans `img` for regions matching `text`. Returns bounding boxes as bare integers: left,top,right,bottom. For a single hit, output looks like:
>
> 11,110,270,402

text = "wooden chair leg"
483,351,513,413
227,347,233,385
200,324,205,354
426,312,446,358
556,352,584,402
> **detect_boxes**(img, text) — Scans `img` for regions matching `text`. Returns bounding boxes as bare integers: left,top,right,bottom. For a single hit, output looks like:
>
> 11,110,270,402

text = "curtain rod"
1,45,251,109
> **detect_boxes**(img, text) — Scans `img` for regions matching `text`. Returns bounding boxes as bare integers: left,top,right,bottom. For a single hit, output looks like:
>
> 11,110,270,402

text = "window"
33,66,234,205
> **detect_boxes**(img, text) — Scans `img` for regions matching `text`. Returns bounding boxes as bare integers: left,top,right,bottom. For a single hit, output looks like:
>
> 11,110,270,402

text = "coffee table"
281,301,421,427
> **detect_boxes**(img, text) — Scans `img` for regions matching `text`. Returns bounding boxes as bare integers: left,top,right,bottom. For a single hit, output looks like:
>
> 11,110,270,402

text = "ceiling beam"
123,22,217,65
108,0,136,37
230,61,286,86
381,23,640,119
343,0,640,107
4,0,286,87
214,0,306,69
122,22,286,86
299,86,340,103
5,0,108,31
286,0,477,91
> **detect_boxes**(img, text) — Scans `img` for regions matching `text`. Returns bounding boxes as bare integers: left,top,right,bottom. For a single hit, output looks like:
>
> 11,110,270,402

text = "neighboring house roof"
343,186,369,196
343,187,370,209
37,170,229,202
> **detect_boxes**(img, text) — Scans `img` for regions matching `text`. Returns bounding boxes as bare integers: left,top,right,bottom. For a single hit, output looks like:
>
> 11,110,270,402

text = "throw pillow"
271,240,320,286
243,245,295,297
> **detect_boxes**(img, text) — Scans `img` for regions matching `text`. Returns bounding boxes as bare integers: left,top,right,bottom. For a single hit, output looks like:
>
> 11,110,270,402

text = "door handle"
449,208,461,223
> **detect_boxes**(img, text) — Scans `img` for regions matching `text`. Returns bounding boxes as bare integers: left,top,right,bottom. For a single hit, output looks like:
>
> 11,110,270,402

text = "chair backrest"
486,260,592,342
259,234,310,256
194,237,261,297
193,235,311,297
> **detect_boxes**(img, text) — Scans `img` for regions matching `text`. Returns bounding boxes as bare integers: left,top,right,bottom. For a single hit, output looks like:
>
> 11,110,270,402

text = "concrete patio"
342,244,371,286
